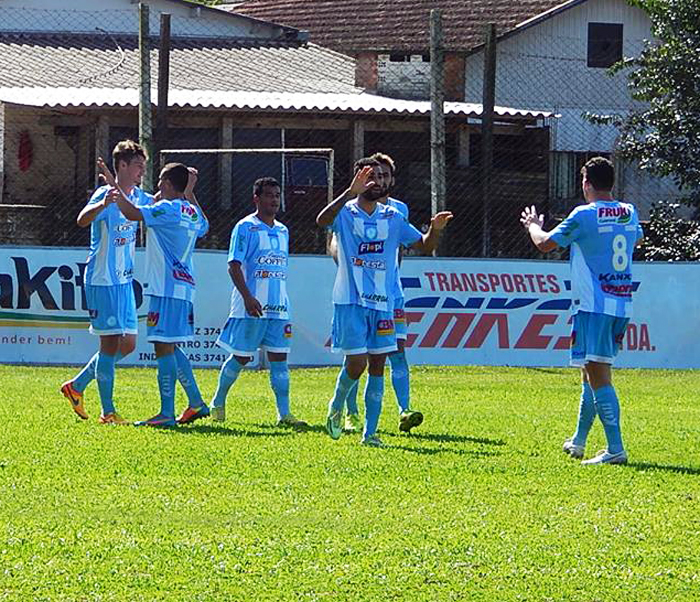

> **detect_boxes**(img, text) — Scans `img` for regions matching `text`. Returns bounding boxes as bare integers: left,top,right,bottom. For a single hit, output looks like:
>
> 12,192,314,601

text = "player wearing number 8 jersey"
521,157,643,465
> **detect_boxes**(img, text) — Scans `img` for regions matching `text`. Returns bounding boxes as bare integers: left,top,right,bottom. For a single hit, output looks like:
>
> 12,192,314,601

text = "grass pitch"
1,364,699,601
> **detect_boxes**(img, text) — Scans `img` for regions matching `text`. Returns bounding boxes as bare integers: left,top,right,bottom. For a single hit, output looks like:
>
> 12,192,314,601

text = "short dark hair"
160,162,189,193
253,177,281,197
353,157,380,175
112,139,147,172
581,156,615,191
369,152,395,176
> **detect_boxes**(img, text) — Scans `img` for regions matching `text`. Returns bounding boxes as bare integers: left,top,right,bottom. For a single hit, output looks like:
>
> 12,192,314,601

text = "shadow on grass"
387,432,506,446
384,444,502,457
523,367,568,375
254,422,327,435
154,423,294,438
626,461,700,476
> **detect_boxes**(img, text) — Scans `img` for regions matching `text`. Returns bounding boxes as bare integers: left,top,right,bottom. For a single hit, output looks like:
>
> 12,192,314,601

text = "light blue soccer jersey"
227,214,290,320
386,197,409,301
84,185,152,286
331,199,422,312
550,201,643,318
140,198,208,302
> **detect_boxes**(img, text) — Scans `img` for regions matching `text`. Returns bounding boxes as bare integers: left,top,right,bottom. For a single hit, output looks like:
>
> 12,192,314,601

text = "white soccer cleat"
211,405,226,422
581,449,628,465
562,438,585,459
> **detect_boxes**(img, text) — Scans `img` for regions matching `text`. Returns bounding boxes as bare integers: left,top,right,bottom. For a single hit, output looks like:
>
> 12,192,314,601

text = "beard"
363,184,389,202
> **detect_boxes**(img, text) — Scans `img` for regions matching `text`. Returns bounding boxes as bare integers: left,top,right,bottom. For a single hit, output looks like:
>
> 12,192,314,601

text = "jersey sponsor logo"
376,319,395,335
113,233,137,247
172,260,195,285
393,308,406,323
358,241,384,254
115,268,134,280
284,323,292,338
598,206,631,225
180,204,199,223
351,256,386,270
254,269,286,279
257,254,287,267
599,272,633,297
147,311,159,327
361,292,388,304
115,223,135,233
262,303,288,313
151,208,167,217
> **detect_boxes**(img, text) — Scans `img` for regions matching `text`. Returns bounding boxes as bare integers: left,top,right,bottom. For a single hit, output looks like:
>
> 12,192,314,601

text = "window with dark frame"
587,22,623,68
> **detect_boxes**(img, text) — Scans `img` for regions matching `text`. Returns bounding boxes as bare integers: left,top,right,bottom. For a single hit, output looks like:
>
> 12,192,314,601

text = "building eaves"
0,86,553,121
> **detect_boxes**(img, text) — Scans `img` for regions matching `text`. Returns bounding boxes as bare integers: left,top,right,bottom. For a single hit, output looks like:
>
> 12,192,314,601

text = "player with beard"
337,153,424,435
317,157,452,446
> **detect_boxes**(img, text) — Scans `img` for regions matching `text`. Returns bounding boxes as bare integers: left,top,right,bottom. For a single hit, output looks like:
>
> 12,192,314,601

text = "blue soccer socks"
345,379,360,415
73,351,124,393
156,353,178,418
174,347,204,408
363,375,385,440
330,367,358,413
388,351,410,413
572,382,596,447
269,361,291,419
212,355,245,409
95,353,117,416
593,384,624,455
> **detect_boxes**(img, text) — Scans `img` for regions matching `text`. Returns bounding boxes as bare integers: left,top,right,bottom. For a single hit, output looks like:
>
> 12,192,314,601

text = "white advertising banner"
0,247,698,369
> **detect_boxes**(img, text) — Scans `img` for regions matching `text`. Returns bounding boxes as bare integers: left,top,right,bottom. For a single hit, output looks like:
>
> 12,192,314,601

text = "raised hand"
97,157,116,188
185,167,198,194
431,211,453,231
348,166,377,197
520,205,544,229
104,188,121,206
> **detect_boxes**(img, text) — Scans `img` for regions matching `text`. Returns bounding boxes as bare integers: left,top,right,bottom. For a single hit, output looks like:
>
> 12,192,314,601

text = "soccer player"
520,156,643,465
209,178,307,429
105,161,210,427
335,153,423,434
60,140,151,424
317,158,452,446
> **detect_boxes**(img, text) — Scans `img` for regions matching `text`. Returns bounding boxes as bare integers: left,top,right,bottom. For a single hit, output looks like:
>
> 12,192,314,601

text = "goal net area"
160,147,335,254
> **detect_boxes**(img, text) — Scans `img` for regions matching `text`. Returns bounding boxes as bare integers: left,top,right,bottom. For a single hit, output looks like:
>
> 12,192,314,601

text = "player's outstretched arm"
316,166,376,228
228,260,263,318
96,157,144,222
411,211,453,255
520,205,557,253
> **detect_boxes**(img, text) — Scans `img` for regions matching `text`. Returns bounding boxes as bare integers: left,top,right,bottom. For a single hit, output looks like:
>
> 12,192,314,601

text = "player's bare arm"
228,260,263,318
411,211,454,254
76,187,119,227
184,167,208,224
521,205,558,253
316,166,377,227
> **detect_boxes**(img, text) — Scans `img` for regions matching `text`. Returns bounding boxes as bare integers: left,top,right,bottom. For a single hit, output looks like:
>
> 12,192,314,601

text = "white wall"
0,0,287,39
465,0,651,151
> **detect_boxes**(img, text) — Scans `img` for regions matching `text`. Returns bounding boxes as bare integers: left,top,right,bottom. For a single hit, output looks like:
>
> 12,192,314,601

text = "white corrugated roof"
0,87,552,119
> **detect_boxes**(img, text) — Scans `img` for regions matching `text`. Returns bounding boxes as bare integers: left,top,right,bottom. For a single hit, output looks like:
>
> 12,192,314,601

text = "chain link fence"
0,4,691,258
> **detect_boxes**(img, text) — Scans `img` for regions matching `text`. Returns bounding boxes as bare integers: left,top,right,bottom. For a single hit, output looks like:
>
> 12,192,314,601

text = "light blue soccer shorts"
85,283,138,336
146,295,194,343
570,310,629,367
332,304,397,356
216,317,292,358
393,296,407,342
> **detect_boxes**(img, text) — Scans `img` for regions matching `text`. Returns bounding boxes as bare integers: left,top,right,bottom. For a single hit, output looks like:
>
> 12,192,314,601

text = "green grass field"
1,364,699,601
